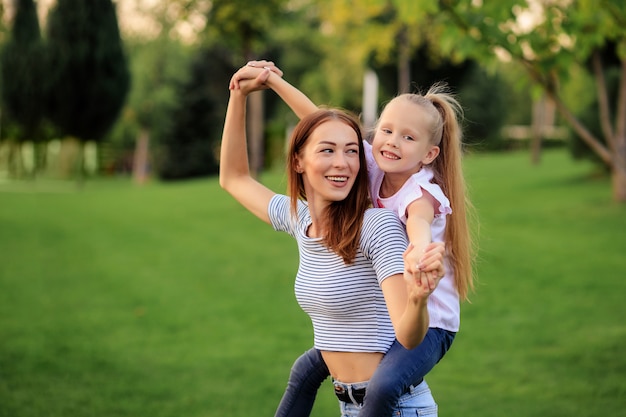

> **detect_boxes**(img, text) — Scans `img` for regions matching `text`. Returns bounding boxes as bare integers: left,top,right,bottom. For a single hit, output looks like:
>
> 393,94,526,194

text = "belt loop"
348,387,361,407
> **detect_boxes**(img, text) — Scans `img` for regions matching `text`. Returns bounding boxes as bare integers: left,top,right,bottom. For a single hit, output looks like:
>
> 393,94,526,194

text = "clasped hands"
229,60,283,92
403,242,445,302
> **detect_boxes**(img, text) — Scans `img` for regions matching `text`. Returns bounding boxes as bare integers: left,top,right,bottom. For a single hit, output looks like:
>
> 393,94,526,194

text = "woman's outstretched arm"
219,80,275,224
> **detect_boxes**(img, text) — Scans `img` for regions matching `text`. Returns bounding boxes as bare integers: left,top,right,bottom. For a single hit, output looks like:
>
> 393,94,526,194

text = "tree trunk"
612,136,626,202
547,91,626,202
76,140,85,189
612,165,626,202
58,137,80,179
35,141,47,177
244,37,264,178
397,26,411,94
247,90,264,178
612,59,626,202
530,95,545,165
8,140,23,178
362,69,379,129
133,127,150,185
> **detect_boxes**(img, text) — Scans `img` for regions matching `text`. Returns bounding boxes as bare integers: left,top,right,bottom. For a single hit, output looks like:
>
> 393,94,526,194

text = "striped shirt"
268,194,408,353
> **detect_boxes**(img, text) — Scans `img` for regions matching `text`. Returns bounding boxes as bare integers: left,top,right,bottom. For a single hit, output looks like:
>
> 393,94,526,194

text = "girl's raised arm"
219,81,275,224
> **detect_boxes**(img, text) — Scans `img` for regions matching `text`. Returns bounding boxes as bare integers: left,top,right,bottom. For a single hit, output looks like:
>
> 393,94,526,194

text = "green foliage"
205,0,288,58
0,0,46,140
496,61,533,126
436,1,626,202
156,46,232,180
440,0,624,90
0,151,624,416
104,36,193,173
127,37,192,131
0,3,6,44
264,6,327,111
457,64,508,150
45,0,130,142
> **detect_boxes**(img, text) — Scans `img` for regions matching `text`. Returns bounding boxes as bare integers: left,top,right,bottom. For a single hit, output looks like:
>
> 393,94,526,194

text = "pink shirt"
365,141,460,331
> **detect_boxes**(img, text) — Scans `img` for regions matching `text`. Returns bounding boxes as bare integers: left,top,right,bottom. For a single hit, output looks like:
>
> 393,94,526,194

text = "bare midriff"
321,351,384,383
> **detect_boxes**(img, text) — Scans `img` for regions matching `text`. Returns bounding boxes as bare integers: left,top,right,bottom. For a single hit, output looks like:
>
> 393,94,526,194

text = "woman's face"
295,120,361,207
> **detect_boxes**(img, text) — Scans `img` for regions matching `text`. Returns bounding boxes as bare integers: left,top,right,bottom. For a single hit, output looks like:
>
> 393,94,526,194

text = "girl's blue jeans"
274,328,455,417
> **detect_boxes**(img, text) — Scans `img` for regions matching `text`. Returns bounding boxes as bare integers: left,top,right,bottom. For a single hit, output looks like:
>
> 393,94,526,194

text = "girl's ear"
423,146,440,165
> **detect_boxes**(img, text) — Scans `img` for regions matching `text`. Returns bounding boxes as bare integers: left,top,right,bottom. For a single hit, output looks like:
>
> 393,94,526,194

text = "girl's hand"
404,244,424,277
403,247,442,303
230,60,283,90
417,242,445,278
402,242,445,303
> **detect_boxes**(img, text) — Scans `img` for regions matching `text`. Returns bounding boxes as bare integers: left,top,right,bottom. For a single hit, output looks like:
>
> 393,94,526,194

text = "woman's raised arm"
219,82,275,224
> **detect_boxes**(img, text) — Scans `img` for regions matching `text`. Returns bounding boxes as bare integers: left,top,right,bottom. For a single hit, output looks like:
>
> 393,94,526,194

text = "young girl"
231,61,476,417
221,73,446,417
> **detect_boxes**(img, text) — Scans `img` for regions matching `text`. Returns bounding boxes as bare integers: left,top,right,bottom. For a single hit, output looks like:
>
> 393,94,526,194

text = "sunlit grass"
1,149,624,417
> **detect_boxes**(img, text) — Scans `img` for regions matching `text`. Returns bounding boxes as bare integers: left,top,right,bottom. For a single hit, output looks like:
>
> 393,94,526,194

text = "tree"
120,12,194,183
45,0,130,148
105,35,192,182
570,42,621,169
312,0,448,97
204,0,287,177
439,0,626,202
0,0,47,176
156,46,230,180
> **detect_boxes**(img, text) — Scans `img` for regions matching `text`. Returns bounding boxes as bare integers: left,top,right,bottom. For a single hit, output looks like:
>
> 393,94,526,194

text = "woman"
220,74,444,416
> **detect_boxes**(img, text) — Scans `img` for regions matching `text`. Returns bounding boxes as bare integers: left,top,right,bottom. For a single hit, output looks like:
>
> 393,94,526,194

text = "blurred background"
1,1,625,416
0,0,623,196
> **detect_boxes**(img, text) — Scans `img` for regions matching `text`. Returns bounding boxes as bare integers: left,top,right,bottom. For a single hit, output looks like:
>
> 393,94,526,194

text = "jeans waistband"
334,378,423,406
334,384,366,406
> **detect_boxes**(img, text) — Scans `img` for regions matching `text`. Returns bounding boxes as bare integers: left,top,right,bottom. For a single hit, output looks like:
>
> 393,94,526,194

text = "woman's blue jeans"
274,328,455,417
334,379,438,417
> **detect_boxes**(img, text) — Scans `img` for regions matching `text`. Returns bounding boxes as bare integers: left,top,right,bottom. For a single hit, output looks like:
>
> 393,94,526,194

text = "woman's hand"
230,60,284,90
402,242,445,302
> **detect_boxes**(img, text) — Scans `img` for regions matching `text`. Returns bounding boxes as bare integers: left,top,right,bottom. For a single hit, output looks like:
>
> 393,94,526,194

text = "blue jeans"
274,348,330,417
334,379,438,417
274,328,455,417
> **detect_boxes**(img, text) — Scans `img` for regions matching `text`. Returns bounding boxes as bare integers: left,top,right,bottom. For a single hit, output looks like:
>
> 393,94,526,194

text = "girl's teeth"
382,151,399,159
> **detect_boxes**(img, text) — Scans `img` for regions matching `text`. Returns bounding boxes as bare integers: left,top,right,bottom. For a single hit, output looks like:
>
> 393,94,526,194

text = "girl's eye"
404,135,415,141
382,128,392,134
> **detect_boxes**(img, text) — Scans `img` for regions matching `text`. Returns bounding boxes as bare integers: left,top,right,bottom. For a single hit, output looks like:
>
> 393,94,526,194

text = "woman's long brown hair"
287,109,371,264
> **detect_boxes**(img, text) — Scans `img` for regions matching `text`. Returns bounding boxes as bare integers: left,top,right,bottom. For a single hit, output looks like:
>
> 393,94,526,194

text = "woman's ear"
294,157,304,173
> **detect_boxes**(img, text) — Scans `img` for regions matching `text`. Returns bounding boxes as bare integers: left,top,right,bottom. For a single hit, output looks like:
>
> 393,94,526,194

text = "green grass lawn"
1,149,625,417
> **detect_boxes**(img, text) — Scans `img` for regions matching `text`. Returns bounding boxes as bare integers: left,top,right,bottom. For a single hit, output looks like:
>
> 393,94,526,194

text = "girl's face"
295,120,361,207
371,98,440,179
